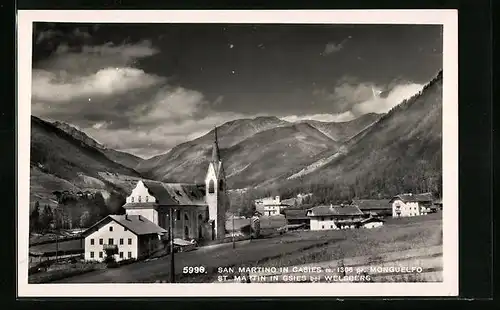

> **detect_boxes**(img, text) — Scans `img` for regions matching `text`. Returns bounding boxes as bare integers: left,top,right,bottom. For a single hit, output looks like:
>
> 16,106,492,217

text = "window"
124,227,127,231
184,214,189,222
99,252,103,258
330,225,333,229
219,180,224,191
145,196,149,202
90,239,95,245
90,251,94,258
128,252,132,258
128,238,132,245
99,238,103,245
176,210,180,221
119,252,124,258
322,225,325,229
208,180,215,193
138,196,142,202
131,197,134,202
108,238,114,245
120,238,124,245
109,226,113,232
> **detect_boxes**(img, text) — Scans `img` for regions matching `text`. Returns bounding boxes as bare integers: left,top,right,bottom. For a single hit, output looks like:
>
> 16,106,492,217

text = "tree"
30,202,40,233
40,205,54,231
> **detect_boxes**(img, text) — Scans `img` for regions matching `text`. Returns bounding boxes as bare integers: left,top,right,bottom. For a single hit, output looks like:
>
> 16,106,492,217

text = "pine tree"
30,202,40,233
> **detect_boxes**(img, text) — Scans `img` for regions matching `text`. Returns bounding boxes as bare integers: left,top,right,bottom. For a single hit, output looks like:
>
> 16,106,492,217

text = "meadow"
50,212,442,283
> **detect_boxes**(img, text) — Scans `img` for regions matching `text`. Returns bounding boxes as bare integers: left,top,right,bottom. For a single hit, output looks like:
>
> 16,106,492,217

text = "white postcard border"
17,9,458,297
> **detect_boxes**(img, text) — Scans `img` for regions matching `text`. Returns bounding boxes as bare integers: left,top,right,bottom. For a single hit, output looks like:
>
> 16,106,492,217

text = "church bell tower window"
208,180,215,194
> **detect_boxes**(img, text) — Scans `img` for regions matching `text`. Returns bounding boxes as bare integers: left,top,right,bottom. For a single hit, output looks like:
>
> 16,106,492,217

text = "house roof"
434,198,443,205
390,192,434,203
307,205,364,217
142,180,206,206
361,217,385,224
351,199,392,210
283,209,310,220
82,215,167,237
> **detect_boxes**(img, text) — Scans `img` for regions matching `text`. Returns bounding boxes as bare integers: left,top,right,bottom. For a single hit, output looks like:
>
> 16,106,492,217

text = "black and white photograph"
17,10,458,297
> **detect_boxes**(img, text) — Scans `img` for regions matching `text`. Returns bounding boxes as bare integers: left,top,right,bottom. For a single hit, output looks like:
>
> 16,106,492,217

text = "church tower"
205,126,228,240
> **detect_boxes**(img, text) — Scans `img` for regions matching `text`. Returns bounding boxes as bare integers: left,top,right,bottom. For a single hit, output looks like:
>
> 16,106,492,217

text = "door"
184,226,189,239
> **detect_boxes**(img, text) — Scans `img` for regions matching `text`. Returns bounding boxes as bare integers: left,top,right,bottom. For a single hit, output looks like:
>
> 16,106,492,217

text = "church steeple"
211,126,221,163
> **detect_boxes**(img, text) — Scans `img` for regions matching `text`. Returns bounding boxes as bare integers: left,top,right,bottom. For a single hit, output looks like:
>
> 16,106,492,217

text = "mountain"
30,116,143,211
52,121,143,169
302,113,383,142
281,71,443,199
136,116,290,181
136,116,341,189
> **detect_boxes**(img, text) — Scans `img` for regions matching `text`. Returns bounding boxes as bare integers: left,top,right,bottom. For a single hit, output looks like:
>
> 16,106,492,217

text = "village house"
351,199,392,217
390,192,434,218
434,198,443,211
359,217,385,229
82,214,167,262
122,127,229,241
306,204,367,230
282,208,310,229
254,196,288,216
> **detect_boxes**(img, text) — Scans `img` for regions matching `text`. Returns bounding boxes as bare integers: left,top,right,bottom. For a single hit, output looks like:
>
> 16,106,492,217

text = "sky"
31,23,443,159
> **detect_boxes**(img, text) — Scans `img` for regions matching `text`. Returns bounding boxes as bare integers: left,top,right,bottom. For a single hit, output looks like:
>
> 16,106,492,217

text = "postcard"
17,9,458,297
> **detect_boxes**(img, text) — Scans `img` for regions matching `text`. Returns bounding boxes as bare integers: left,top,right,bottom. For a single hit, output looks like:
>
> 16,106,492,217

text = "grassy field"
30,238,84,254
53,213,441,283
29,261,105,284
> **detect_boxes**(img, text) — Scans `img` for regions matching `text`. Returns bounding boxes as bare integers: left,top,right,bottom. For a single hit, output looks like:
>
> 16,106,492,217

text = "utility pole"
232,214,235,249
169,207,175,283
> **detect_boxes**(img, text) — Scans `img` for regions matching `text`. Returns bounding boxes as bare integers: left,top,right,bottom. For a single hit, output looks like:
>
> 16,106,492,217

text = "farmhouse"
82,214,167,262
254,196,288,216
282,208,310,229
434,198,443,211
390,192,434,218
359,217,385,229
306,204,366,230
351,199,392,217
121,127,229,241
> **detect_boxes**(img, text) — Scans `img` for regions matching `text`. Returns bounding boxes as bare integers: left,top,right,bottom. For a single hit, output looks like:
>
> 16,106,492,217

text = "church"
121,127,229,241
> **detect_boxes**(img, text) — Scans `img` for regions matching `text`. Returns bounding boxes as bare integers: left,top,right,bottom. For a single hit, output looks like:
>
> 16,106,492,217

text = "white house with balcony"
82,214,167,262
390,192,434,218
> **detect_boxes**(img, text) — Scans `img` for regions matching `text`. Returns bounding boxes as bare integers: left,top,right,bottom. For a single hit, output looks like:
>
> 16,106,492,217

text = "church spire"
212,126,221,163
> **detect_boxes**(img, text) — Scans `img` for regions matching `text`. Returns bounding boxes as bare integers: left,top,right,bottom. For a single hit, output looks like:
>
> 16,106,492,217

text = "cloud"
36,40,159,76
281,111,356,123
351,83,424,115
32,67,165,102
35,29,64,44
322,40,346,55
313,78,425,118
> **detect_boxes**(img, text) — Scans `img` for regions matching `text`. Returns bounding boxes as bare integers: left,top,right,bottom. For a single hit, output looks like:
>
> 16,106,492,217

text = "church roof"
212,126,221,163
142,181,207,206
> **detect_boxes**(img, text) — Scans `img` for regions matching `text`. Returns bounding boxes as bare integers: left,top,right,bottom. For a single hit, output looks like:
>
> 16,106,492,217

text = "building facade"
390,192,434,218
122,127,229,241
82,214,167,262
255,196,286,216
306,205,366,231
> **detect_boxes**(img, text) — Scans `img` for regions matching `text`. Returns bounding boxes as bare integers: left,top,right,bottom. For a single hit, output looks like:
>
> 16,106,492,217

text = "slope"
282,70,443,199
52,121,144,169
135,116,290,182
30,116,142,210
303,112,383,142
